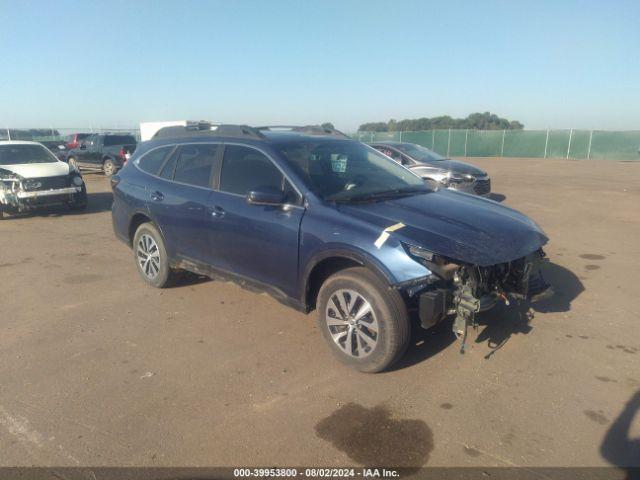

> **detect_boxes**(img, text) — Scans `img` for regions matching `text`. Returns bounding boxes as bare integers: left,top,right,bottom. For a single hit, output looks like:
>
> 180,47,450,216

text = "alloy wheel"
104,160,115,176
325,289,379,358
137,233,161,279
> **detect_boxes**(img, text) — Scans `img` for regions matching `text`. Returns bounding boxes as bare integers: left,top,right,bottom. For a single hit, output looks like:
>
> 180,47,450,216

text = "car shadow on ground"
392,260,585,369
532,260,585,313
171,272,212,288
82,191,113,214
389,319,457,372
1,191,114,220
489,193,506,202
600,390,640,477
474,260,584,358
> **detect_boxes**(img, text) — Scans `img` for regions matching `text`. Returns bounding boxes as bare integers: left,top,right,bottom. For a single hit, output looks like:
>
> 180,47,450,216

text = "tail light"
119,147,128,165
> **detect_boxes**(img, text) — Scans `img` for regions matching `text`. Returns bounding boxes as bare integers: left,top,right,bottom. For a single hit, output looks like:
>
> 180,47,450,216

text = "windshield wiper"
333,187,429,203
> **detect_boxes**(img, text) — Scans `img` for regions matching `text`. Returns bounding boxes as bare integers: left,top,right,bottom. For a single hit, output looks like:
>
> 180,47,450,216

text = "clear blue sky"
1,0,638,131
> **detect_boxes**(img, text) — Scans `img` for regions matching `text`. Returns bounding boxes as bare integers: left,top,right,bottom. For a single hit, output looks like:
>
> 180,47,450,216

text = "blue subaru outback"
112,123,551,372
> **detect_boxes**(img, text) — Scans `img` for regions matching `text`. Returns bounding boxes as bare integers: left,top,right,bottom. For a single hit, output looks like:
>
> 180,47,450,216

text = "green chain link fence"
354,129,640,161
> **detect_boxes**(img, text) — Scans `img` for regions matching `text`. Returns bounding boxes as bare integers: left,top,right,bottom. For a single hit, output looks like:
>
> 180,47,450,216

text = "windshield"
0,144,58,165
275,139,429,202
394,143,445,162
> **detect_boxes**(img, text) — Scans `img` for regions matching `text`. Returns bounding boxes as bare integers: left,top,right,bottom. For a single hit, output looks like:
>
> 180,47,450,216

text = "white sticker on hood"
374,222,405,249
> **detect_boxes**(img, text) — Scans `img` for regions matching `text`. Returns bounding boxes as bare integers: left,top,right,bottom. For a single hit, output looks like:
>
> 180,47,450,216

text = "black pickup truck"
65,133,137,176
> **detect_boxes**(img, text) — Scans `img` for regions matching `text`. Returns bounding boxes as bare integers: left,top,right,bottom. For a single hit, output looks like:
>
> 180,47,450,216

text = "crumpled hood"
0,161,70,179
410,159,486,177
338,190,547,266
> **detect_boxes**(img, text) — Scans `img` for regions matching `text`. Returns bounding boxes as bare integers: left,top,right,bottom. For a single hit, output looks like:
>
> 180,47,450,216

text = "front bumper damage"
399,248,553,352
0,170,84,214
447,176,492,197
15,187,82,199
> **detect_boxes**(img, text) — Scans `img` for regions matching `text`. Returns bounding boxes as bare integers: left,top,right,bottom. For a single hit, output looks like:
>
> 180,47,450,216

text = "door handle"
210,205,226,218
150,191,164,201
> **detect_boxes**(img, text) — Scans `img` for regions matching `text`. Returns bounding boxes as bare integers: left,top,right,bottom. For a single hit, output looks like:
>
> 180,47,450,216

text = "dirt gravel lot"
0,158,639,470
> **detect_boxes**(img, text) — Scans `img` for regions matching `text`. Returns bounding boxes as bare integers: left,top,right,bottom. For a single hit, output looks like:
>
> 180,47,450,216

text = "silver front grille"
474,178,491,195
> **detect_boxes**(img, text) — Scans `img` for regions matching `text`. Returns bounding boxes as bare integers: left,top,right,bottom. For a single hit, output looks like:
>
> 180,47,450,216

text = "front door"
207,144,304,297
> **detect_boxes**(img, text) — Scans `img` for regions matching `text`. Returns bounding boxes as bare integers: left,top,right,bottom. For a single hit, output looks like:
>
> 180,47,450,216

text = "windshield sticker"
374,222,406,249
331,154,347,173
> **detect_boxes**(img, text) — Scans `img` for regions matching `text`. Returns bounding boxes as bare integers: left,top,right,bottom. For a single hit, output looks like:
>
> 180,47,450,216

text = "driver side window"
220,145,301,204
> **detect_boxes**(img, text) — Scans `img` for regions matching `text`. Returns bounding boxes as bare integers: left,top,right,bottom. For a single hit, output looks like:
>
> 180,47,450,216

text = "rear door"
207,144,304,297
145,143,221,264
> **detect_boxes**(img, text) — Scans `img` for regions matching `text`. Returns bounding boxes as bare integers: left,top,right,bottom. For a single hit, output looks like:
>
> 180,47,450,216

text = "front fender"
302,244,396,288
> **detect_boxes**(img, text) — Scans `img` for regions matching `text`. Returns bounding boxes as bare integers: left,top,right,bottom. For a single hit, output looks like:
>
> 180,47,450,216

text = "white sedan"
0,141,87,219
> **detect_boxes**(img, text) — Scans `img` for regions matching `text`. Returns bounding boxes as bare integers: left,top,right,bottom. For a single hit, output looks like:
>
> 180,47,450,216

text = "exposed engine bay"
406,248,553,353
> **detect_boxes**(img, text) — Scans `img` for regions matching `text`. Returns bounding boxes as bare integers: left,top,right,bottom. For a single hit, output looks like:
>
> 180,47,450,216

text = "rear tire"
132,222,176,288
317,267,410,373
103,158,116,177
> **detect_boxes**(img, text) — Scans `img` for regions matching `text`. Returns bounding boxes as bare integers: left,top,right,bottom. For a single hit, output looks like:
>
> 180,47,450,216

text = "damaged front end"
0,167,85,216
400,245,553,353
0,168,23,212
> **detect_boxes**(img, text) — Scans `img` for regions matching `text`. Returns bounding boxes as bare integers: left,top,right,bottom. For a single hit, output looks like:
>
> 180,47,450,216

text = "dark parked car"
370,141,491,196
0,141,87,218
111,124,550,372
66,133,137,176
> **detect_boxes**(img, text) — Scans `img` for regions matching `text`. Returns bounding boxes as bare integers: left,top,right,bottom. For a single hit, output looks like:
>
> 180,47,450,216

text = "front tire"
317,267,410,373
67,156,78,170
132,223,176,288
69,185,88,211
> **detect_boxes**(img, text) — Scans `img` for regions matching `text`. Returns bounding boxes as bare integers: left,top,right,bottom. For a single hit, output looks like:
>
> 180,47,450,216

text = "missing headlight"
403,243,458,281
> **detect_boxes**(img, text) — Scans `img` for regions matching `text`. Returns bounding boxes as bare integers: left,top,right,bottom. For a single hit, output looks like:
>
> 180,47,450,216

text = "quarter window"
138,146,173,175
159,152,177,180
173,144,219,188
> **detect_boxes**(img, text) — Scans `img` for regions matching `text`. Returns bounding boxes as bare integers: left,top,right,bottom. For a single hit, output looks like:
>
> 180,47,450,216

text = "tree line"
358,112,524,132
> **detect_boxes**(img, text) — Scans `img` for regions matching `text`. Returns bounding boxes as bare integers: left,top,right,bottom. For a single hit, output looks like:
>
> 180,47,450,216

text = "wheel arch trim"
301,246,396,310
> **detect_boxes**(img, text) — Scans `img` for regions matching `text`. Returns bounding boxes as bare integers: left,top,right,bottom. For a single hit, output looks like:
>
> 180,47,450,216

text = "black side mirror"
246,189,284,206
80,143,86,150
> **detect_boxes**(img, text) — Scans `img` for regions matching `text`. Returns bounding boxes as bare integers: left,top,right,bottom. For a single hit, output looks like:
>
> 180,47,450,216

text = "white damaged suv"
0,141,87,219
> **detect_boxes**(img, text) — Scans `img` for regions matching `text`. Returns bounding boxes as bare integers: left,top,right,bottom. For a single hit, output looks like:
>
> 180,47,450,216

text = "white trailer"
139,121,187,142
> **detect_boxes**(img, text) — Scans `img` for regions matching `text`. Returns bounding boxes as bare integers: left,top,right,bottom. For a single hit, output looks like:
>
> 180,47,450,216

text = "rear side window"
138,146,173,175
104,135,137,146
220,145,284,196
173,144,219,188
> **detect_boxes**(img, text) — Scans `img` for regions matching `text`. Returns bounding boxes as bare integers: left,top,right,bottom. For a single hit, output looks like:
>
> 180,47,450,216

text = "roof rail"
256,125,350,139
153,122,265,141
